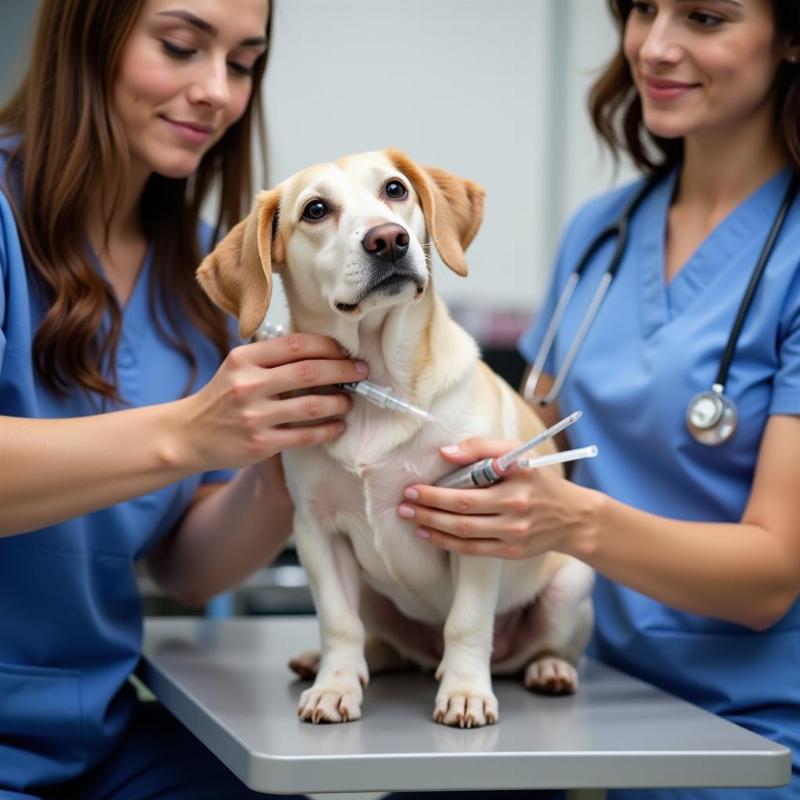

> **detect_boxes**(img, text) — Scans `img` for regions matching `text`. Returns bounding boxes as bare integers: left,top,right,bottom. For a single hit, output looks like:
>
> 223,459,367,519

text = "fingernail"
397,504,416,519
416,527,431,540
441,444,459,454
355,361,368,377
404,487,419,501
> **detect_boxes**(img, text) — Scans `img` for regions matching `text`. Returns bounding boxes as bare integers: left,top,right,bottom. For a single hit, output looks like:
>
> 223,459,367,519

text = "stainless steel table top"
139,617,790,795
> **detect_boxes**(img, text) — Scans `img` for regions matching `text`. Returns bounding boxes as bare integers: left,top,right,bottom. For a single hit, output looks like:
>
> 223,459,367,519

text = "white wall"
262,0,636,327
1,0,637,320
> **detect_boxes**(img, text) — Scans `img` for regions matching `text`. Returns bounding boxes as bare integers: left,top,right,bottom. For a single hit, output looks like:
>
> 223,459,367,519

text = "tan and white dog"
197,149,594,728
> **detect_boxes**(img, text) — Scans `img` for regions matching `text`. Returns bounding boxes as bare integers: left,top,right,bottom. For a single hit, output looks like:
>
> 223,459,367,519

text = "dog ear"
384,148,485,277
196,188,284,339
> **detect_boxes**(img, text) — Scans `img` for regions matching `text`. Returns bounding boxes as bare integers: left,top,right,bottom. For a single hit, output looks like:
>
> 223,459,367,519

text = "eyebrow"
156,10,268,47
676,0,741,6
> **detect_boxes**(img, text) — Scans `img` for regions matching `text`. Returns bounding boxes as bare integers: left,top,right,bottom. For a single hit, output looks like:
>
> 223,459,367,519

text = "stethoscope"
523,171,800,446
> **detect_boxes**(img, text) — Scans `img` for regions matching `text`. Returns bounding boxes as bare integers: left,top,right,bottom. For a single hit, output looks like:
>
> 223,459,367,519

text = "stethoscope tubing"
525,171,799,445
523,174,663,405
714,174,799,388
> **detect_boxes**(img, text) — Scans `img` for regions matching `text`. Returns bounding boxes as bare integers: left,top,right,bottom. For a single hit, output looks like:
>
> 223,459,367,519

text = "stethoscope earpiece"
685,385,738,446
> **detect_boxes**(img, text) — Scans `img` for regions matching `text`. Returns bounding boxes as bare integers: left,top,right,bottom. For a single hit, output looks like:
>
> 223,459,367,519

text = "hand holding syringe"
253,319,435,423
434,411,597,489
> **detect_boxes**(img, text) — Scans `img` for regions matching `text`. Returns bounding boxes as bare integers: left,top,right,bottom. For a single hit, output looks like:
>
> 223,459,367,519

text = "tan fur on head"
384,148,485,277
196,187,284,339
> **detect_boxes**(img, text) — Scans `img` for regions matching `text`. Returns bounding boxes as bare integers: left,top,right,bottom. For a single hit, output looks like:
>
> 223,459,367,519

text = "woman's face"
114,0,268,180
623,0,795,142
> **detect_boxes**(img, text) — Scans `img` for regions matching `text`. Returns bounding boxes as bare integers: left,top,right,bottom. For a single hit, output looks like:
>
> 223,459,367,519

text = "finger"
268,419,348,451
229,333,349,369
401,504,508,541
415,527,507,558
268,393,352,426
400,482,512,516
438,437,520,465
262,357,368,395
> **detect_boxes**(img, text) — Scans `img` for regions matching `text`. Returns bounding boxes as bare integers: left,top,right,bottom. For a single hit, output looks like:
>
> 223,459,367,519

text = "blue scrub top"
0,151,234,791
519,168,800,797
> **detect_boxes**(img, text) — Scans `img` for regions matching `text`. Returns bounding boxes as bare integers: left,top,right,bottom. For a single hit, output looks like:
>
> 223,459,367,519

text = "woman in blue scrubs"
0,0,366,798
396,1,800,797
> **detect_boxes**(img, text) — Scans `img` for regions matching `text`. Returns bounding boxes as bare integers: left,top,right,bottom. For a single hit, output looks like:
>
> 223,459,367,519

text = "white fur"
205,151,594,728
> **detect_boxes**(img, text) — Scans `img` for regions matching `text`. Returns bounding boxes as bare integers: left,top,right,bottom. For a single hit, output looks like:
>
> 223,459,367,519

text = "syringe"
253,320,286,340
517,445,598,471
434,410,583,489
339,382,435,422
252,319,435,423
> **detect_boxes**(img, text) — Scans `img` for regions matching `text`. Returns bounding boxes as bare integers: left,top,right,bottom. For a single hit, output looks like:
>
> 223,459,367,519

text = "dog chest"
295,450,454,622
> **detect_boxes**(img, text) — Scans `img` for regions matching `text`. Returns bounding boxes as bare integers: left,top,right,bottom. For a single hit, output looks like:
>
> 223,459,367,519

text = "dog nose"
362,223,409,263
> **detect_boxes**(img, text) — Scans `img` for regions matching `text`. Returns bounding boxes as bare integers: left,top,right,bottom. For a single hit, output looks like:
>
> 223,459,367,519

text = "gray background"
0,0,636,321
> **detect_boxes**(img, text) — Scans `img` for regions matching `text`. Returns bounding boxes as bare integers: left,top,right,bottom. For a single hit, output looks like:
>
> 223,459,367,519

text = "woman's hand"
175,333,367,472
396,437,596,559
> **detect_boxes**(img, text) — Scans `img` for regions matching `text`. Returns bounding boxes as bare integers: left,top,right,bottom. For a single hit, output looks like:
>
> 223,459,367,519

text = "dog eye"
384,180,408,200
301,199,328,221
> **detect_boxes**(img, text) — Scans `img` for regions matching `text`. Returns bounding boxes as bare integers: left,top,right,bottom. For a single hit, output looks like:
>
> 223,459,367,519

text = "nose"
638,16,682,66
187,58,231,109
362,223,409,264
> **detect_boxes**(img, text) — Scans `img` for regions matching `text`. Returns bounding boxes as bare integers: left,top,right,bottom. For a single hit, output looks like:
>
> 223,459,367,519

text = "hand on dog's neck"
287,284,478,411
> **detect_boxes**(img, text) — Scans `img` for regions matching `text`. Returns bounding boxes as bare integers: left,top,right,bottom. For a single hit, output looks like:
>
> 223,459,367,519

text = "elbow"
742,587,799,632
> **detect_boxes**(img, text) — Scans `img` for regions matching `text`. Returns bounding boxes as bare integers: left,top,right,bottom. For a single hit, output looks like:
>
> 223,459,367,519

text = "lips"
335,270,424,314
641,76,699,102
161,116,214,144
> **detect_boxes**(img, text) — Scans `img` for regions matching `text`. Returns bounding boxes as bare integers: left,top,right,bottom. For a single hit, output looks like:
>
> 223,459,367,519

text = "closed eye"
161,40,256,77
161,40,195,58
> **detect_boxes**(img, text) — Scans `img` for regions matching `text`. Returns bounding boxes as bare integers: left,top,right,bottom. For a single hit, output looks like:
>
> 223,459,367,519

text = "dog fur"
197,149,594,728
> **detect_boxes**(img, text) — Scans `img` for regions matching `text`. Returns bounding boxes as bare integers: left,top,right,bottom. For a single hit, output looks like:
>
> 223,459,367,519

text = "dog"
197,149,594,728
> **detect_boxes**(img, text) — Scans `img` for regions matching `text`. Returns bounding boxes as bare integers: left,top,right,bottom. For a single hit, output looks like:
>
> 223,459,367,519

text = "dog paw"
433,688,499,728
298,683,363,723
524,656,578,695
288,649,321,680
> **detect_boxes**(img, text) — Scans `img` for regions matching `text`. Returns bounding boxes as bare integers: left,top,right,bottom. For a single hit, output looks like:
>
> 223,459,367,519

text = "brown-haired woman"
395,2,800,797
0,0,365,796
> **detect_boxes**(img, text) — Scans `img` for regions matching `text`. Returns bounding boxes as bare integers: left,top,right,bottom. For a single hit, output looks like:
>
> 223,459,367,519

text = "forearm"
570,491,799,630
0,405,192,537
147,456,294,605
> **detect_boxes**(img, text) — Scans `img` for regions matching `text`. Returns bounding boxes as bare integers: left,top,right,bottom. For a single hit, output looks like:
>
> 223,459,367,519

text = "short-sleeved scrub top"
519,167,800,799
0,151,233,792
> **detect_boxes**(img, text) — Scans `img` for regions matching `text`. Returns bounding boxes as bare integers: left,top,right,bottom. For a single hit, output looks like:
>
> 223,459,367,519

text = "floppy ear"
384,148,485,277
196,188,284,339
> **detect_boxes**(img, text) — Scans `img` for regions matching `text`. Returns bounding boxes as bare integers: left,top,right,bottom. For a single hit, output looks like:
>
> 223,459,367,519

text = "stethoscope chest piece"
686,384,738,446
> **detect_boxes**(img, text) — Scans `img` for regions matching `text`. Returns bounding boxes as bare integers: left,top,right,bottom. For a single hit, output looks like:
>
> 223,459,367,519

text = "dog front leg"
434,555,502,728
294,513,367,723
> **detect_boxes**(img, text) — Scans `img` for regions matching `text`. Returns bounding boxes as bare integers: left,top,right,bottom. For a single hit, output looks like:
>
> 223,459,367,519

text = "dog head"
197,148,485,339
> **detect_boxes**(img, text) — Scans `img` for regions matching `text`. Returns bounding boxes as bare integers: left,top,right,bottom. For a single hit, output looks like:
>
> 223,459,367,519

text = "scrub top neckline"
86,241,153,316
636,166,793,337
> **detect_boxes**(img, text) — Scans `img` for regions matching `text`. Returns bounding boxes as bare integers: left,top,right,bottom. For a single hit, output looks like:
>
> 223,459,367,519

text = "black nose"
362,223,409,264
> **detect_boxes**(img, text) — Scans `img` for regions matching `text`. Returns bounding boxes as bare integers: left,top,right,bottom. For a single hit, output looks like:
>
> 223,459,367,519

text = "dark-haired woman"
396,1,800,797
0,0,365,796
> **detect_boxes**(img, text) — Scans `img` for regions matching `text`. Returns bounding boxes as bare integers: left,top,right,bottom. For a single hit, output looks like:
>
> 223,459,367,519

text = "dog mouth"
335,271,424,313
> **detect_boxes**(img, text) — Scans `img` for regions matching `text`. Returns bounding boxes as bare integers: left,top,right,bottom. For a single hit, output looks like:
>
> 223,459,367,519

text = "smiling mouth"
335,272,423,313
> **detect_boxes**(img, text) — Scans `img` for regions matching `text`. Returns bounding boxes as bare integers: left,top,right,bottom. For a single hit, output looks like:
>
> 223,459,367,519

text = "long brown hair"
0,0,271,402
589,0,800,174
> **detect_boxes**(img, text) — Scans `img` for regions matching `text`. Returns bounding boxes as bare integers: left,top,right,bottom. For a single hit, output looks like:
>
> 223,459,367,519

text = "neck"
678,107,788,210
86,162,150,251
287,283,478,405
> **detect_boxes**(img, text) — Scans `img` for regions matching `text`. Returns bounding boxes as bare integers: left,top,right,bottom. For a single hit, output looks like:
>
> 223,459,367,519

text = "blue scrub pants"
0,702,306,800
